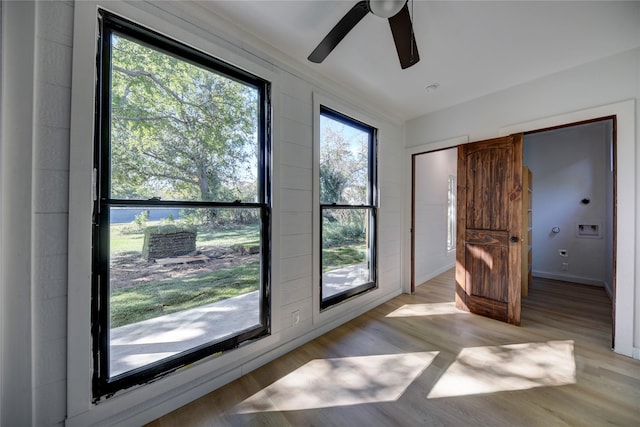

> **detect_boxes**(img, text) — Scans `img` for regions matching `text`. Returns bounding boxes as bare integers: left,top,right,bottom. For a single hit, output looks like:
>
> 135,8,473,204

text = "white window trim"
311,92,383,326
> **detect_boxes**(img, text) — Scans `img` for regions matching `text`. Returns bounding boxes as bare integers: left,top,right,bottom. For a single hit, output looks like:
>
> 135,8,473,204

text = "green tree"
110,34,259,205
319,122,368,205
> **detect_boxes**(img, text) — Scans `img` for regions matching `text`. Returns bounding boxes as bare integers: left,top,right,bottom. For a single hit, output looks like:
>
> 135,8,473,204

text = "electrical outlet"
559,249,568,257
292,310,300,325
562,262,569,271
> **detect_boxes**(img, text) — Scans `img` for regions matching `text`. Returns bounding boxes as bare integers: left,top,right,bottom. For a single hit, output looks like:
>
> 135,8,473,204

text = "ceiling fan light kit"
369,0,407,18
308,0,420,69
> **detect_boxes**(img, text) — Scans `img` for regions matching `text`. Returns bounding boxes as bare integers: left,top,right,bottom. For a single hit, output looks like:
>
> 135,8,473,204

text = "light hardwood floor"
148,270,640,426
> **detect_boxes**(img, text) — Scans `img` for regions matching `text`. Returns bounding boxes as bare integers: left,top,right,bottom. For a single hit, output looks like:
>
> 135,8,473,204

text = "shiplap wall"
33,1,74,423
1,1,73,425
1,1,404,425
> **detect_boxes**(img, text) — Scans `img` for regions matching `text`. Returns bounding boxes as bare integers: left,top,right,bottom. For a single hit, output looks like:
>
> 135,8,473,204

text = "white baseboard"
532,270,604,287
633,347,640,360
415,263,455,287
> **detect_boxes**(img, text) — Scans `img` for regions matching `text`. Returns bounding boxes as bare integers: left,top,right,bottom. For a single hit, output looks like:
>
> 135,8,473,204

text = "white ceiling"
196,1,640,121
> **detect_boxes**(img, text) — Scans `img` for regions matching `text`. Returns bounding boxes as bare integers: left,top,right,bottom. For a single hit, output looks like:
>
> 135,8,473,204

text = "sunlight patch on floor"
427,340,576,398
236,352,438,413
386,302,469,317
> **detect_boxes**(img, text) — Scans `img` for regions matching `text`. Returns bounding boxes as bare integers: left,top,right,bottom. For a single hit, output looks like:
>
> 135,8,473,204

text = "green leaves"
110,34,259,204
319,114,370,205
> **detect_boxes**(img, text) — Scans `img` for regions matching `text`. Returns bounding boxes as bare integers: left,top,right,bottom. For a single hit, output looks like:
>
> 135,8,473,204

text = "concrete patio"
110,263,370,376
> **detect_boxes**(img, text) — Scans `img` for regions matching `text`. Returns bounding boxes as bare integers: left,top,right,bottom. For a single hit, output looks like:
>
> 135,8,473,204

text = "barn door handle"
510,236,519,243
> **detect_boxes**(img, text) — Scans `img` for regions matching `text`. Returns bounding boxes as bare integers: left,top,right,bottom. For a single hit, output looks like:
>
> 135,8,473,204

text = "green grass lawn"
109,219,365,328
110,222,260,255
322,244,366,272
110,230,146,254
108,221,262,328
110,261,260,327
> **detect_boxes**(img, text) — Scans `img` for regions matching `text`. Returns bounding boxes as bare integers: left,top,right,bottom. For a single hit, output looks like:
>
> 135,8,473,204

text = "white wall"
413,148,457,285
1,1,72,425
405,47,640,359
0,1,405,426
1,1,638,425
523,121,612,286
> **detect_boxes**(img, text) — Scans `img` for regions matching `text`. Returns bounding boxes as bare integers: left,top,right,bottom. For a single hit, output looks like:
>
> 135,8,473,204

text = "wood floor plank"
147,270,640,426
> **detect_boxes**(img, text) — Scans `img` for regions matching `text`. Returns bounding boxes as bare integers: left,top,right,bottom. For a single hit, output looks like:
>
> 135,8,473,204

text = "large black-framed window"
93,11,271,398
319,106,377,310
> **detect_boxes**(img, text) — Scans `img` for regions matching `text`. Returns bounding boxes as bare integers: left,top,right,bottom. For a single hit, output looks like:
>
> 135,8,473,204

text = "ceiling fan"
308,0,419,69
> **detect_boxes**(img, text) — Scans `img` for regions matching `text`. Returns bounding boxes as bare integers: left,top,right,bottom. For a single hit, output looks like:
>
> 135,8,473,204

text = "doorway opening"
411,147,458,292
410,117,616,345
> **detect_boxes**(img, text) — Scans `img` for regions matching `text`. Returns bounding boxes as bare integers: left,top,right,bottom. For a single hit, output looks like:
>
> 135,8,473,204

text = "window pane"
108,206,262,377
110,34,259,203
447,175,456,251
322,208,372,300
320,113,370,205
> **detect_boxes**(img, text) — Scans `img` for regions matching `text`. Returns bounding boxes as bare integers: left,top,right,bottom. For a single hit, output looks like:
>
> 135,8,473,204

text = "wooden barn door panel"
455,135,523,325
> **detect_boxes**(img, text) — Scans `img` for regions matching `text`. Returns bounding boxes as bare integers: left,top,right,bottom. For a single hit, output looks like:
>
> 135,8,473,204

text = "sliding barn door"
455,134,523,325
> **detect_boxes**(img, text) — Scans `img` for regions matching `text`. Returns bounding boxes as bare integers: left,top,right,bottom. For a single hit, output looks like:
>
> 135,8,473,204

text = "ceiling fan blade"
388,3,420,69
308,1,370,63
